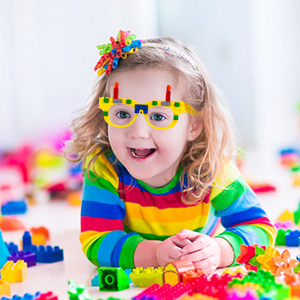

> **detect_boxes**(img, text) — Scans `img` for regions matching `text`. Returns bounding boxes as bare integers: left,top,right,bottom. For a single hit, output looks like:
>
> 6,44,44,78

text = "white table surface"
1,151,300,299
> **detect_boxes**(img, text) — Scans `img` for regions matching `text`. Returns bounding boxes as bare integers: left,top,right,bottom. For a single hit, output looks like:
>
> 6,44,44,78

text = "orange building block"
164,260,194,285
30,226,50,240
0,279,11,296
182,269,205,284
1,260,27,282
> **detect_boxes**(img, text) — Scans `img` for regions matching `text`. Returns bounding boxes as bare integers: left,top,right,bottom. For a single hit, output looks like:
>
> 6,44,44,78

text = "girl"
65,30,276,274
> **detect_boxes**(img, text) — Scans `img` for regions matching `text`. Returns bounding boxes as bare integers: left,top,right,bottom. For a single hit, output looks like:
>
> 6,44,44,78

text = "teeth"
131,149,140,157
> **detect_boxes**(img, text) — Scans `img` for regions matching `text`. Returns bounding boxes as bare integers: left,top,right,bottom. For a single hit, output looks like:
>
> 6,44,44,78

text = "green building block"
68,279,93,300
130,266,163,287
98,267,129,291
261,283,290,300
275,228,289,246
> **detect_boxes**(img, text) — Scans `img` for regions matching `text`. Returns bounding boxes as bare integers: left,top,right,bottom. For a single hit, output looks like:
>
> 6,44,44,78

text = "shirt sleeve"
209,161,277,265
79,151,145,269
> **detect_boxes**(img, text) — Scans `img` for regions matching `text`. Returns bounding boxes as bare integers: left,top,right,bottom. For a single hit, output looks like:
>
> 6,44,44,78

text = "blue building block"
1,199,27,215
286,229,300,247
22,231,32,251
29,245,63,263
8,251,36,267
1,291,40,300
125,268,132,284
5,242,18,254
0,230,10,269
91,274,99,287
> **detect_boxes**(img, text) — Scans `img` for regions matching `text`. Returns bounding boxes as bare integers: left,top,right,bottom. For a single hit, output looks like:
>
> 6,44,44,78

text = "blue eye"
150,114,166,122
116,111,131,119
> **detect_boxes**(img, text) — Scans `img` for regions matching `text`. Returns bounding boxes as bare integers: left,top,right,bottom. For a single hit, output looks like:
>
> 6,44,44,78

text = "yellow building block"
277,209,294,223
130,266,164,287
32,233,46,246
0,279,11,296
293,173,300,186
1,260,27,282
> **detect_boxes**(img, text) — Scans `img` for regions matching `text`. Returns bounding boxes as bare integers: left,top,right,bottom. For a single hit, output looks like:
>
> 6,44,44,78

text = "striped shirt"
80,149,276,269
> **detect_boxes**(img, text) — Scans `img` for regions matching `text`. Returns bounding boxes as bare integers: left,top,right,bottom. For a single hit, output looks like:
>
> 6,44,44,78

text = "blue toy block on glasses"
29,245,64,263
1,199,27,215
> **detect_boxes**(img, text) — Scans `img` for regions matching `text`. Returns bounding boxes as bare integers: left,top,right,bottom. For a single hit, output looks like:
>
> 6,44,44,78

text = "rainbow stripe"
80,150,276,269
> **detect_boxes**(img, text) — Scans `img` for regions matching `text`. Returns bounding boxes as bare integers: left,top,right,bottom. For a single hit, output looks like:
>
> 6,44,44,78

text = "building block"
30,226,50,240
35,291,58,300
286,230,300,247
0,217,25,231
5,242,18,254
98,267,129,291
31,233,46,246
91,274,99,287
8,251,36,267
1,199,27,215
133,282,194,300
130,266,164,287
0,279,11,296
68,279,93,300
277,209,294,223
22,231,32,251
1,291,40,300
124,268,132,283
133,283,161,300
1,260,27,282
275,229,289,246
182,269,206,284
164,260,194,285
92,269,132,286
0,231,10,269
29,245,63,263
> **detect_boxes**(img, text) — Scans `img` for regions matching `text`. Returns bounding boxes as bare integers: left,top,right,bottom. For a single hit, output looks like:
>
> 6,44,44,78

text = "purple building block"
8,250,36,267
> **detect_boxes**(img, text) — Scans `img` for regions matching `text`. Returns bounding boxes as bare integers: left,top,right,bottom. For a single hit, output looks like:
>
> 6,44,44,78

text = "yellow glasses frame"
98,97,201,130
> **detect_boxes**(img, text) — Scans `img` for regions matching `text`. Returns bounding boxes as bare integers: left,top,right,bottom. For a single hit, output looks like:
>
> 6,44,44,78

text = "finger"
176,229,199,241
167,244,184,259
193,256,217,274
181,247,211,262
170,236,192,248
182,236,210,254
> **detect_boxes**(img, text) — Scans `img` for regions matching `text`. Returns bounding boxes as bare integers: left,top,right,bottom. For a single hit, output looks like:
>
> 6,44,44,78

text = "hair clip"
94,30,142,76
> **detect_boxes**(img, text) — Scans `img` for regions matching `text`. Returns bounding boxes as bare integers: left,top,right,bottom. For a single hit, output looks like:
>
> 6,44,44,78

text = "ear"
187,116,203,142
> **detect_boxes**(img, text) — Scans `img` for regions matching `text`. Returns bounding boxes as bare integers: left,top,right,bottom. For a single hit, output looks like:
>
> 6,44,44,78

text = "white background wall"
0,0,158,148
1,0,300,161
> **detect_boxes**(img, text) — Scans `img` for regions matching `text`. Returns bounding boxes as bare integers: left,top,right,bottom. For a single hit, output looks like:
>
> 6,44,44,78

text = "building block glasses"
98,83,202,130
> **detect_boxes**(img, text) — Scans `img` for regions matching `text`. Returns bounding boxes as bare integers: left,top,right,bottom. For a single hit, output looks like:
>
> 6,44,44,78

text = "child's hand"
176,229,221,274
156,235,191,266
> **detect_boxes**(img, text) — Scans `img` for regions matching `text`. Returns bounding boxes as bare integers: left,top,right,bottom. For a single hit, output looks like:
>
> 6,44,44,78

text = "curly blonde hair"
64,37,237,204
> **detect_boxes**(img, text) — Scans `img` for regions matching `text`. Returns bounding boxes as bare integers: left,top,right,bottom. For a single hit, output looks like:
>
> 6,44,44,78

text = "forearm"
134,240,162,268
214,237,234,268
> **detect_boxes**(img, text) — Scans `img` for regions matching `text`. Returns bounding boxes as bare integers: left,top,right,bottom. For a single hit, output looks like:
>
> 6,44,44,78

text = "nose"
127,114,151,140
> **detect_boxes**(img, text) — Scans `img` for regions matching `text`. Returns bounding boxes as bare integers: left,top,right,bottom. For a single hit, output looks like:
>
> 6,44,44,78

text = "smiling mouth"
129,148,156,158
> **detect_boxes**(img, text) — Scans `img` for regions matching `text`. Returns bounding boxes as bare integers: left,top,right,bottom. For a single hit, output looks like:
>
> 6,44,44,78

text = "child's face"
107,68,202,188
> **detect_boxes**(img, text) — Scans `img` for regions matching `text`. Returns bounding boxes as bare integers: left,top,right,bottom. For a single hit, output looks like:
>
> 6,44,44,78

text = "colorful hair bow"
94,30,142,76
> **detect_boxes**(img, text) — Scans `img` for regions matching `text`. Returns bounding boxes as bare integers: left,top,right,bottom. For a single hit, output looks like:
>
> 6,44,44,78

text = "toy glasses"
98,97,202,130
